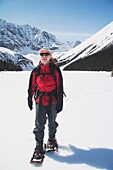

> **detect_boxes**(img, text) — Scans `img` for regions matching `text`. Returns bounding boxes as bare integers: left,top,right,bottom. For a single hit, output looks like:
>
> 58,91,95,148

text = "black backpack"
34,63,65,113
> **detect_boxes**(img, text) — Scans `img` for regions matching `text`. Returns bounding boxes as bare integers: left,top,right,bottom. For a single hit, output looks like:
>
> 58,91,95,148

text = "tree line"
0,59,22,71
64,45,113,71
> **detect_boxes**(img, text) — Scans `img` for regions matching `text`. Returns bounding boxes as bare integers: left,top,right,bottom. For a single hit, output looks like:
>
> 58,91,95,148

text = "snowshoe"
30,149,45,164
45,139,58,152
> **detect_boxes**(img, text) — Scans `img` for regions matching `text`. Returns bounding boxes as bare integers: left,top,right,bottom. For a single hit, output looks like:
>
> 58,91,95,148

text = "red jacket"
29,63,60,106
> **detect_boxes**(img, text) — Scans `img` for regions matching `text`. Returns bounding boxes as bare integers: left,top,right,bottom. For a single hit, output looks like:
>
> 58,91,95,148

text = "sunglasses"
40,53,50,57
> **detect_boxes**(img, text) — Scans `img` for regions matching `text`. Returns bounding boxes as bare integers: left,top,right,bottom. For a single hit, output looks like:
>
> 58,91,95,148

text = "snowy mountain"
1,18,113,71
0,71,113,170
0,18,81,70
0,18,78,54
59,21,113,71
0,47,34,71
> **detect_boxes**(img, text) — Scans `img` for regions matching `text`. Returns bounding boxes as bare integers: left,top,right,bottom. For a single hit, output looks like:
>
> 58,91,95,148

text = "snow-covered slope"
0,47,34,70
59,21,113,68
0,71,113,170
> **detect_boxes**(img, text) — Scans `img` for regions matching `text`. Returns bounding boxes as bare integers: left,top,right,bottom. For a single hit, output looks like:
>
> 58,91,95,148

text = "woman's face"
40,53,51,65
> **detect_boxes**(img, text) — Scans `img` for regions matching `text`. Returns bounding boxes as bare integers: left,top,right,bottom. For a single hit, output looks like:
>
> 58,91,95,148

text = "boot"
33,148,45,160
46,138,58,150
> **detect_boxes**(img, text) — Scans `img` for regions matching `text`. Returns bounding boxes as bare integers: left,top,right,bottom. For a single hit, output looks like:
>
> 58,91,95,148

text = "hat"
39,48,51,55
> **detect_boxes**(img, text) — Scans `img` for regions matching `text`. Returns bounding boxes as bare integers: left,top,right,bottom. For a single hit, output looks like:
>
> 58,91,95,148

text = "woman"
27,48,64,160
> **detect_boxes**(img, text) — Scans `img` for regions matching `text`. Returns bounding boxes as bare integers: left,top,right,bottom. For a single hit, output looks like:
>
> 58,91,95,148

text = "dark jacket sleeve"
56,67,64,113
28,68,37,98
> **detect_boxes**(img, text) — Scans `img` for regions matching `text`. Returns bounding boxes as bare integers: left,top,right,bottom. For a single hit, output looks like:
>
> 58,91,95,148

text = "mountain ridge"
0,18,113,71
59,21,113,71
0,18,80,70
0,18,80,54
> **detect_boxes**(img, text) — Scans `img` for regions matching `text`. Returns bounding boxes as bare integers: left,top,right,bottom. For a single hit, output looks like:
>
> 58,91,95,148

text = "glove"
28,96,33,110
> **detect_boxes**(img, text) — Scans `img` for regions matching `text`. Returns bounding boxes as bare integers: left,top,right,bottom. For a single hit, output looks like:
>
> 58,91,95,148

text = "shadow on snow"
48,145,113,170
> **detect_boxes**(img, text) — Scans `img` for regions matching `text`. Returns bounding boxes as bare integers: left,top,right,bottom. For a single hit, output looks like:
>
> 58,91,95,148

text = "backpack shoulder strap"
49,63,57,82
35,65,40,77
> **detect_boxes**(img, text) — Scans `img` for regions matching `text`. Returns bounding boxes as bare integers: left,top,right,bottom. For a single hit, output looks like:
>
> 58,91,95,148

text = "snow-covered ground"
0,71,113,170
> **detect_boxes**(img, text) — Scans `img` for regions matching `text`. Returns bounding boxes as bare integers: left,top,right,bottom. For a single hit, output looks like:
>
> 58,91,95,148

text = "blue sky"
0,0,113,42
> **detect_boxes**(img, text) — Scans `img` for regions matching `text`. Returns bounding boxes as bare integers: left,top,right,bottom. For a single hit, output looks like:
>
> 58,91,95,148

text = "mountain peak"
0,18,81,71
0,18,80,55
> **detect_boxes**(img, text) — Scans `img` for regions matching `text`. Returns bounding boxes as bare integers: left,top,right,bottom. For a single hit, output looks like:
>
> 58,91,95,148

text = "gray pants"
33,103,58,150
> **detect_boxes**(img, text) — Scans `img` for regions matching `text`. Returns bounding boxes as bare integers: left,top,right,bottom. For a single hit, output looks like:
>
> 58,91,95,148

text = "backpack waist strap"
36,89,57,113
